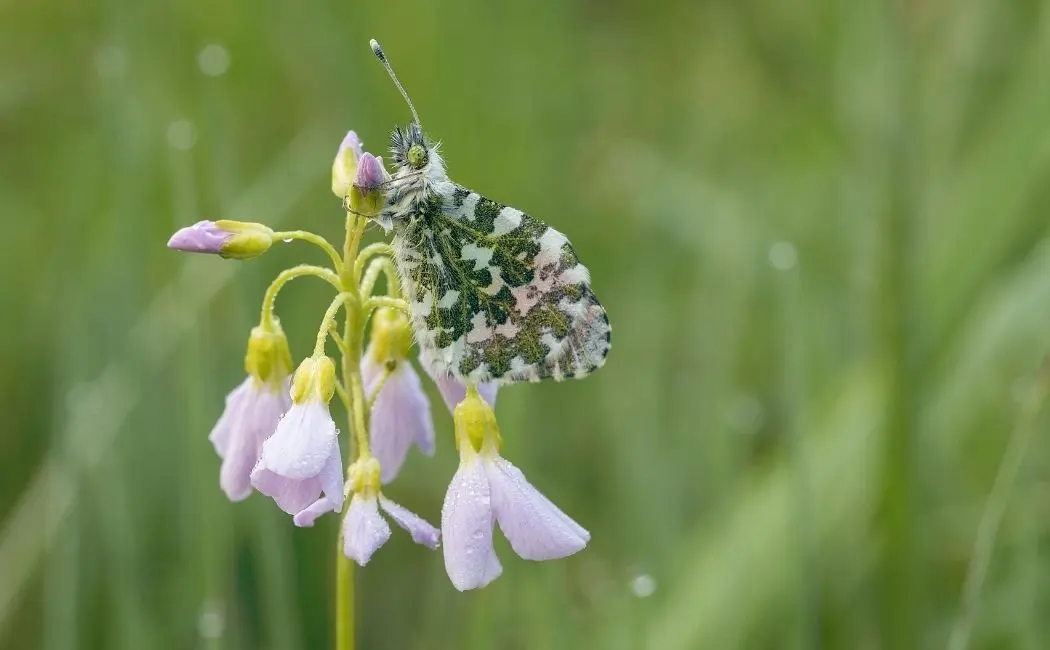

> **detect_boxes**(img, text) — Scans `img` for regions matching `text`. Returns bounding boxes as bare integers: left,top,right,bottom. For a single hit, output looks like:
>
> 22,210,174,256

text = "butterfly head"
390,122,431,172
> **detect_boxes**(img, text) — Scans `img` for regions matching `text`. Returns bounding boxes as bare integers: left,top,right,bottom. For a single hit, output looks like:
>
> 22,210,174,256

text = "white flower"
249,356,344,526
441,389,588,591
210,322,293,501
343,493,441,565
341,458,440,566
209,376,290,501
363,340,434,484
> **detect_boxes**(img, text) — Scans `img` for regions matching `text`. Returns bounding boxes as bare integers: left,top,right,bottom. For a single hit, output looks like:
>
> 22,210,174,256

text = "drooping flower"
441,388,589,591
361,308,434,484
250,355,345,525
209,322,293,501
418,349,499,414
340,457,440,565
331,130,364,199
167,220,274,259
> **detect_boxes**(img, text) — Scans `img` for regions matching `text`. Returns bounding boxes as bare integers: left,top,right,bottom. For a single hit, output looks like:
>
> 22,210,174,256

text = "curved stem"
271,230,343,269
353,243,395,284
363,296,411,319
313,293,355,358
360,256,400,300
366,367,393,413
260,265,341,329
333,378,351,414
330,330,349,357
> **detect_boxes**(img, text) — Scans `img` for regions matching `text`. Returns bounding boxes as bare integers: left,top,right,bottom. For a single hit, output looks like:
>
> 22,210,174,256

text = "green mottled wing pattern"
391,184,610,384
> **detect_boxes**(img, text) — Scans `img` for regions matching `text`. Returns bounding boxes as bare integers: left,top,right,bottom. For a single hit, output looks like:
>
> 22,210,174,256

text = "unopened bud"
332,131,363,199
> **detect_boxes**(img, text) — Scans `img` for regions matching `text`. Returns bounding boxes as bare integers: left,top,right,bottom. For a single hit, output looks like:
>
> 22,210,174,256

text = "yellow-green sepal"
290,355,337,405
244,321,294,387
215,220,275,260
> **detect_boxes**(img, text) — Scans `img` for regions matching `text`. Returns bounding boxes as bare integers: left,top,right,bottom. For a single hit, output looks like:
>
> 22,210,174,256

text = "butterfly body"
380,124,610,385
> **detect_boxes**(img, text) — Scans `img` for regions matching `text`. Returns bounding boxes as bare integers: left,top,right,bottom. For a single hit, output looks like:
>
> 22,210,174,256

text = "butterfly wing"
391,184,611,384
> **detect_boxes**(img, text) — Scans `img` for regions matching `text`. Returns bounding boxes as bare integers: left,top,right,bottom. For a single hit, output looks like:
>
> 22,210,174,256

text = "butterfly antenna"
370,39,422,128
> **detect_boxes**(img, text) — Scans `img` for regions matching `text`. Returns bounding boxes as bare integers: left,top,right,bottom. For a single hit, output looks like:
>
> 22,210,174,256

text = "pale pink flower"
209,376,290,501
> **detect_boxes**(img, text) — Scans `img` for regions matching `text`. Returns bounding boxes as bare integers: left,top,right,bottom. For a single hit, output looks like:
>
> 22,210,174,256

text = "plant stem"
260,265,342,329
271,230,344,269
334,212,369,650
335,533,354,650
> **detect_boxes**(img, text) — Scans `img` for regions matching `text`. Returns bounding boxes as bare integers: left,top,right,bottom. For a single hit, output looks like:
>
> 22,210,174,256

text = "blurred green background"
4,0,1050,648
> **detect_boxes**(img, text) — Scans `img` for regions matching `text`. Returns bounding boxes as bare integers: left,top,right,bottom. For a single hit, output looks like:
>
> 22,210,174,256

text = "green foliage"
3,0,1050,648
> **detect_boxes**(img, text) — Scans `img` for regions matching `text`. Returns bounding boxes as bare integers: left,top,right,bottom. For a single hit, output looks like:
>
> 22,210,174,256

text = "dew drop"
198,43,230,77
630,573,656,598
768,241,798,271
167,120,196,150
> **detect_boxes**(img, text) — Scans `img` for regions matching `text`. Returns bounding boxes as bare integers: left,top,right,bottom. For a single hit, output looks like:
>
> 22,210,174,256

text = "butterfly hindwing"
391,183,610,384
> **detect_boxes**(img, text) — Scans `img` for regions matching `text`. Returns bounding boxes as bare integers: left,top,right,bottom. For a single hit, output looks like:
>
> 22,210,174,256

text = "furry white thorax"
377,147,455,231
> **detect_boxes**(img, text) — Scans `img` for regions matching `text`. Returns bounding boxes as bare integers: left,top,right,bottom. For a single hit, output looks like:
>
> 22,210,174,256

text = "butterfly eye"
407,144,428,170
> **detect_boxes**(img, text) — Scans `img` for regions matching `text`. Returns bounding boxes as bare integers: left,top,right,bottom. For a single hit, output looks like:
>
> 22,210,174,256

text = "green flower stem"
353,242,395,283
363,296,410,318
312,293,355,358
359,256,400,300
335,540,354,650
334,210,371,650
365,367,393,413
333,378,351,414
260,265,342,329
271,230,343,269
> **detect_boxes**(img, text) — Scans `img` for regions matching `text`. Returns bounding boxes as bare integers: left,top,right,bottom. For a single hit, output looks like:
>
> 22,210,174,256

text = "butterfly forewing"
392,184,610,384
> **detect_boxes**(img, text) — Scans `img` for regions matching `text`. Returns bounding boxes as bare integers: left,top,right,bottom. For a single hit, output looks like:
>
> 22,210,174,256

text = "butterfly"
368,40,610,385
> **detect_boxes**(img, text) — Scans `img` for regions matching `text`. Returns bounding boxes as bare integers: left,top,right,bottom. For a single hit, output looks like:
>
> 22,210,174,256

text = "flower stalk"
335,210,364,650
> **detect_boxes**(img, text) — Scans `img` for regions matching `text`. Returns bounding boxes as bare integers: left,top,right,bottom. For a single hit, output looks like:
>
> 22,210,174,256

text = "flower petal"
441,458,501,590
293,450,345,526
208,377,253,458
485,455,589,561
354,152,388,190
216,382,290,502
332,131,363,198
167,220,232,254
370,364,435,483
317,445,345,513
257,403,337,480
379,495,440,549
343,495,392,566
249,467,320,515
